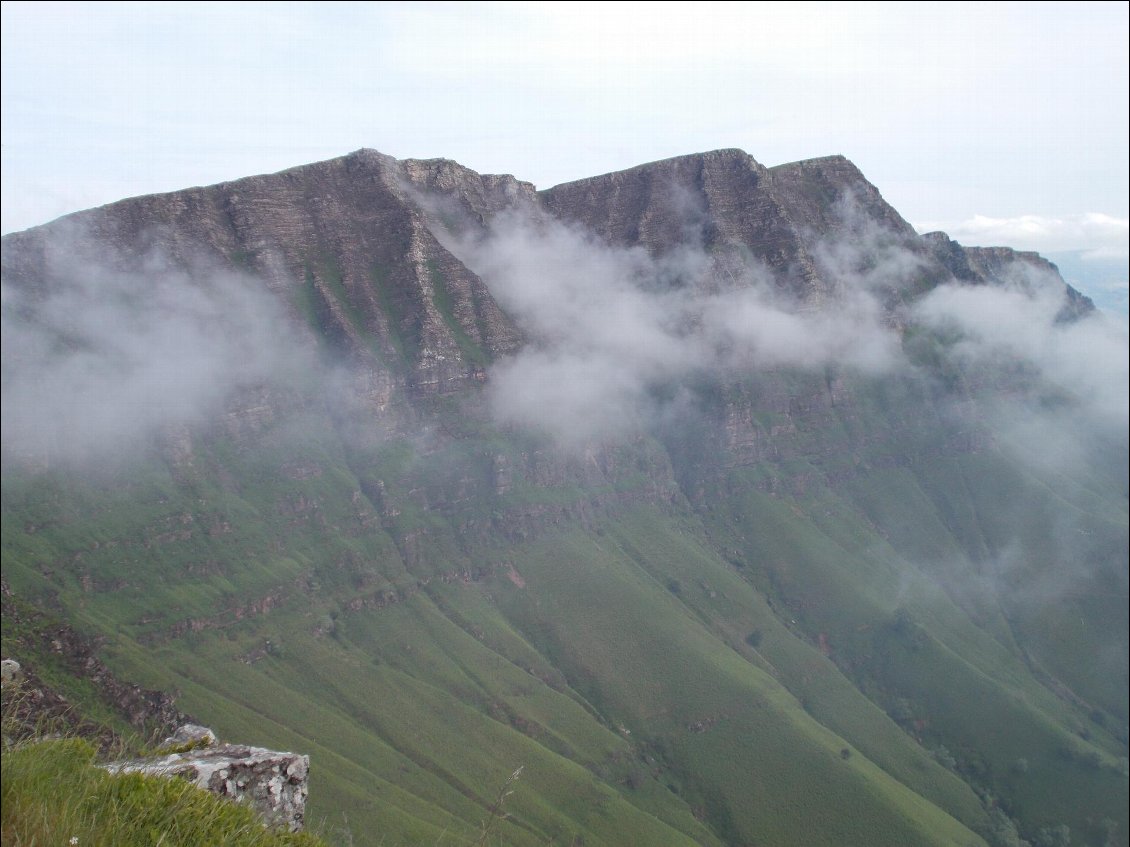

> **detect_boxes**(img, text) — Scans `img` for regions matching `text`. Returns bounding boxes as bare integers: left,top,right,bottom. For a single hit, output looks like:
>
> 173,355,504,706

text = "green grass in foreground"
1,734,325,847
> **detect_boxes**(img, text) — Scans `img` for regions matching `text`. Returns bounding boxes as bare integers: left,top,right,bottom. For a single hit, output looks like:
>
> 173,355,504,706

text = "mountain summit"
2,150,1125,847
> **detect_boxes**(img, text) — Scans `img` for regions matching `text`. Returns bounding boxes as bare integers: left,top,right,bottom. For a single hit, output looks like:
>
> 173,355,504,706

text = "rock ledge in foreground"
104,730,308,832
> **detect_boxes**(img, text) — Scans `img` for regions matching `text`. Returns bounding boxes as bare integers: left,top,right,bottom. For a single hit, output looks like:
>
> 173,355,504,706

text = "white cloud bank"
445,201,1127,450
4,202,1124,468
1,238,305,464
448,208,903,447
914,267,1129,434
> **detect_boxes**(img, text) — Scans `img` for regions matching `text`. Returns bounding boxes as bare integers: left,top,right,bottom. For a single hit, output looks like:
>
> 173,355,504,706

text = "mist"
912,259,1129,493
1,232,306,466
4,186,1125,484
431,193,1126,491
447,205,906,447
914,264,1129,432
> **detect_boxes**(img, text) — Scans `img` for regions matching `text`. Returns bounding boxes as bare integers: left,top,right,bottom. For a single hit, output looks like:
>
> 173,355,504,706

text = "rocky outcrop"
921,230,1094,312
0,591,188,744
766,154,917,239
0,658,19,684
104,727,309,832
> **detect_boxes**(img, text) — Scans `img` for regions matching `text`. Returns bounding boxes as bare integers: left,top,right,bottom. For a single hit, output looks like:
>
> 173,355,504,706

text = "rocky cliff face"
1,151,529,415
542,150,949,303
543,149,831,300
0,148,1102,615
0,147,1098,558
3,147,1085,481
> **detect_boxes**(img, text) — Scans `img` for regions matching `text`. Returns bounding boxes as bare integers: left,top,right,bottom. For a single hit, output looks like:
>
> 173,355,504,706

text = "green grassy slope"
3,381,1126,847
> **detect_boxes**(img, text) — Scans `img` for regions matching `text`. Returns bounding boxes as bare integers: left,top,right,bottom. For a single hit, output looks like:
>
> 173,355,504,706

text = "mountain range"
2,148,1127,847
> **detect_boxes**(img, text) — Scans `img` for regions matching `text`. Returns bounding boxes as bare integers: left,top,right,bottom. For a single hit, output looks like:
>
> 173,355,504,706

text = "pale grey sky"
2,1,1127,305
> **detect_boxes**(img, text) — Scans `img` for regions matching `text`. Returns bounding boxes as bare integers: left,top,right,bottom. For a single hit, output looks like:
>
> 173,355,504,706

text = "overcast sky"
2,1,1127,306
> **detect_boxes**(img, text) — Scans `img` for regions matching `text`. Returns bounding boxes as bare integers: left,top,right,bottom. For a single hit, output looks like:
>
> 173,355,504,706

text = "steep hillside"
2,149,1126,847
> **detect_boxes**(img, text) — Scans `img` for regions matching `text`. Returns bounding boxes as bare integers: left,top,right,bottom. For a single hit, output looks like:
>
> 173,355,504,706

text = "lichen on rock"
104,726,309,832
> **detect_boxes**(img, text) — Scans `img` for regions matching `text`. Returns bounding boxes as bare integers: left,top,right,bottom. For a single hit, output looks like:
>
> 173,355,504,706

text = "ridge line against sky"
2,1,1127,310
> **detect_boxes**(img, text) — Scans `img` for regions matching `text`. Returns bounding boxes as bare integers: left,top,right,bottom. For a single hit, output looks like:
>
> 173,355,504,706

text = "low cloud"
1,233,305,465
449,206,904,447
913,263,1129,434
455,209,710,444
6,196,1124,474
443,192,1127,463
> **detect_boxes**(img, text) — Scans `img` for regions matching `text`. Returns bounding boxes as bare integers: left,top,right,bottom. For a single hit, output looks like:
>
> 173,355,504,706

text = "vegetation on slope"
6,373,1124,845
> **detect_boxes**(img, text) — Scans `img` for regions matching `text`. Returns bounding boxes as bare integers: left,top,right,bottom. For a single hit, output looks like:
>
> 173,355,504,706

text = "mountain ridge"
2,148,1125,847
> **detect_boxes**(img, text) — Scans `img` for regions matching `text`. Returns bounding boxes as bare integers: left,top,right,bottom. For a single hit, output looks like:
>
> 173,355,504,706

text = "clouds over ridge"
445,201,1127,449
2,197,1124,465
1,235,306,464
447,206,908,446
